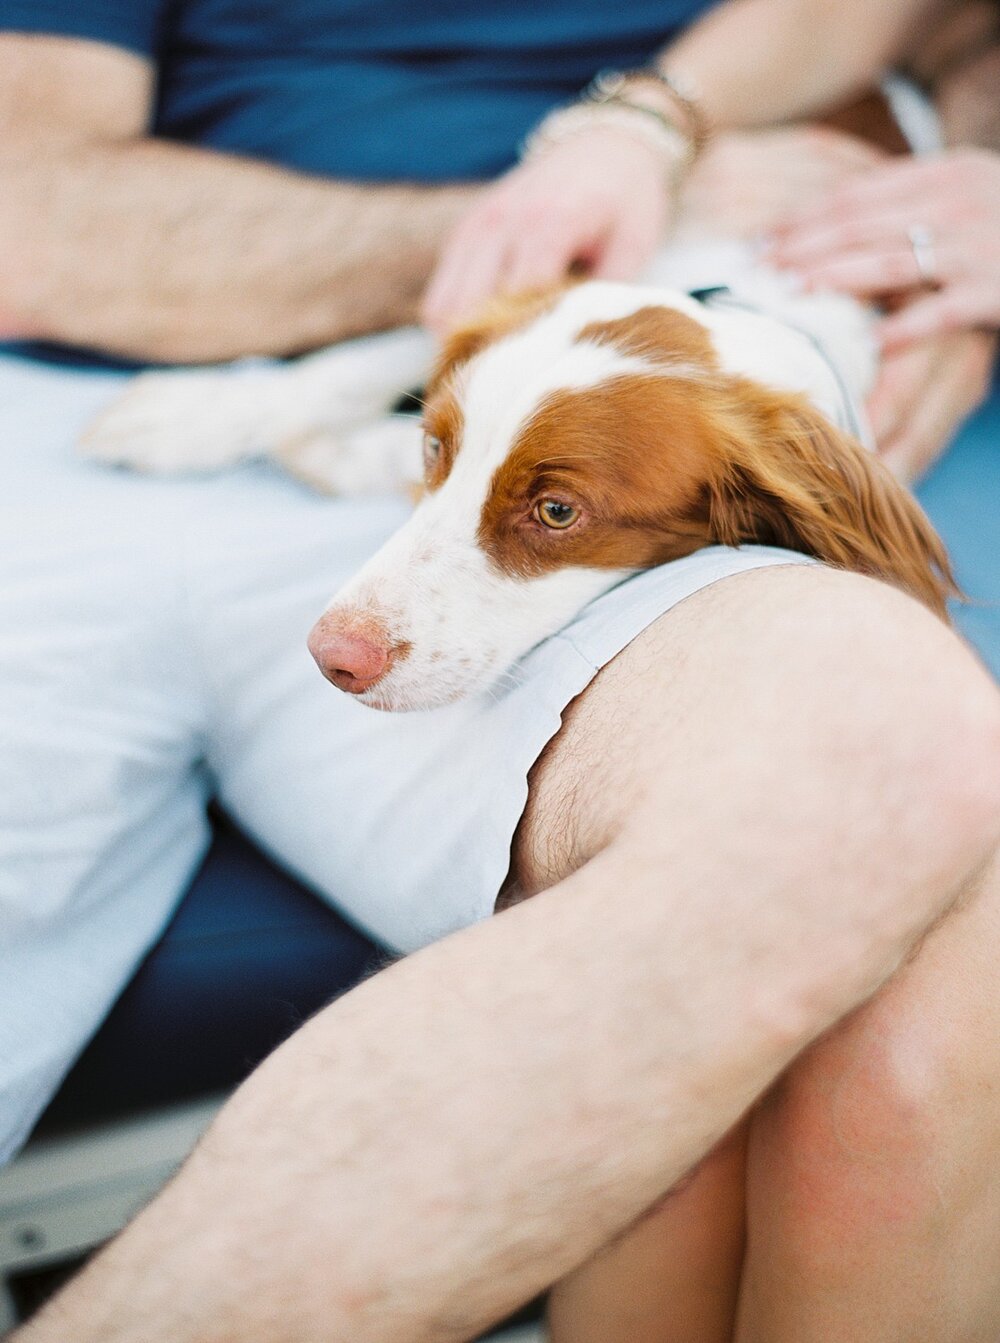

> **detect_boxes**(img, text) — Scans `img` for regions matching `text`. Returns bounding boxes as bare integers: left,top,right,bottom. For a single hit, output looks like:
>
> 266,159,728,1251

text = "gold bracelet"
645,68,712,153
587,67,711,157
520,100,694,181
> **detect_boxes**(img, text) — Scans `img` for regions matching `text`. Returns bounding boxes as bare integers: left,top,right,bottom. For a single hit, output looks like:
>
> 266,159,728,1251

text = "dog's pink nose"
308,619,390,694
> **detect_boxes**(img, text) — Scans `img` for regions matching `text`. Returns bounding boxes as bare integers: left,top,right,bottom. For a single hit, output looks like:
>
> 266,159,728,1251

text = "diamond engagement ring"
907,224,937,284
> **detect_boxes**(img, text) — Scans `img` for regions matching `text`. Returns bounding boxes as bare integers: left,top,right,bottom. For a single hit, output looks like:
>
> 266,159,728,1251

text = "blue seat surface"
918,376,1000,680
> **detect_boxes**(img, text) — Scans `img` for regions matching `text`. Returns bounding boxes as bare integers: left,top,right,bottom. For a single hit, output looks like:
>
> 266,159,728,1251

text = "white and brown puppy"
303,281,952,710
82,271,954,712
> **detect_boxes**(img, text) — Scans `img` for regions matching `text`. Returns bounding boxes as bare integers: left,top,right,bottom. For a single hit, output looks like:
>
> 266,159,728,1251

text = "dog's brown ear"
426,284,570,397
707,381,957,620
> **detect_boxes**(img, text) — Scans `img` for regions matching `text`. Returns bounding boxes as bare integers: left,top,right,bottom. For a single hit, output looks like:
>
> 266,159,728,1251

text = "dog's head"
309,283,955,711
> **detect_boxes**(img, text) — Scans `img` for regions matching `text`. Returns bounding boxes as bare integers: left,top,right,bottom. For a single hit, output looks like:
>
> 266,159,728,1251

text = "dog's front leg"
275,415,425,496
79,326,434,493
79,358,297,474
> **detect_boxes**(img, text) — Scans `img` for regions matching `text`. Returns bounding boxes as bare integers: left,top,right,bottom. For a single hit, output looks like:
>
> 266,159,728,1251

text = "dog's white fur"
81,243,878,710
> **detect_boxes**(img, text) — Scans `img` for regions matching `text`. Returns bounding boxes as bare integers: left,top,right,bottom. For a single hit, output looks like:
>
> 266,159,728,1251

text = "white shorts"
0,351,811,1160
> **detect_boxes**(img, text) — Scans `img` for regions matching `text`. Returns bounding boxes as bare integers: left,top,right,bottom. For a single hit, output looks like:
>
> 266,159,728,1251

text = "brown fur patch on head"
479,374,726,577
426,285,568,401
478,368,956,618
420,285,568,492
421,387,464,492
579,305,720,370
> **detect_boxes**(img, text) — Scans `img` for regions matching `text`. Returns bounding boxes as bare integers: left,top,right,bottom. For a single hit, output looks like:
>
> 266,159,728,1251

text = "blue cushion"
917,375,1000,681
36,814,384,1132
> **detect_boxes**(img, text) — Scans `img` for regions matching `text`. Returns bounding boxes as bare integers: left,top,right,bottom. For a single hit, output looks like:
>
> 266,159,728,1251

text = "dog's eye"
422,433,442,472
535,500,579,530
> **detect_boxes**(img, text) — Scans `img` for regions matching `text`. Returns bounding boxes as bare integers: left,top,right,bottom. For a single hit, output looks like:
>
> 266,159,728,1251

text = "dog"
81,246,955,711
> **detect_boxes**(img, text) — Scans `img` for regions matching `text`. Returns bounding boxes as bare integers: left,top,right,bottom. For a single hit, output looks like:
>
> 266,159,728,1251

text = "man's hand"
421,125,677,335
673,125,883,242
867,327,995,483
936,44,1000,151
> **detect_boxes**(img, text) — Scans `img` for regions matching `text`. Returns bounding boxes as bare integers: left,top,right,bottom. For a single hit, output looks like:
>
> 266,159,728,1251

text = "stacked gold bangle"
520,66,712,181
590,68,711,156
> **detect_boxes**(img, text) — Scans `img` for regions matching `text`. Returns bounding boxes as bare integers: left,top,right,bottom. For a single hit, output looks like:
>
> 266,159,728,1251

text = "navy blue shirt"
0,0,717,365
0,0,717,182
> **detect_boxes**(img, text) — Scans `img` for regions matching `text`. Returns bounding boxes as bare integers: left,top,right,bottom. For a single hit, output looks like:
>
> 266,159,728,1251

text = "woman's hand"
866,326,995,482
767,149,1000,350
421,124,678,335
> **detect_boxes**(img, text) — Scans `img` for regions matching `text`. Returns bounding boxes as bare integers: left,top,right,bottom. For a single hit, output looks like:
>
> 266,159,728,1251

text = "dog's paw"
79,364,281,473
275,416,423,495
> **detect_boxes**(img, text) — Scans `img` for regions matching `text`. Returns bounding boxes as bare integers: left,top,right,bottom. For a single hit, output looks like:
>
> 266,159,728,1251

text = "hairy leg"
17,567,1000,1343
736,848,1000,1343
546,1125,748,1343
548,858,1000,1343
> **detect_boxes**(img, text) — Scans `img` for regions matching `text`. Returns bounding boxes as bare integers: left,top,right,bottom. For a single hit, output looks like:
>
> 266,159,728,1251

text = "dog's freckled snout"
308,614,394,695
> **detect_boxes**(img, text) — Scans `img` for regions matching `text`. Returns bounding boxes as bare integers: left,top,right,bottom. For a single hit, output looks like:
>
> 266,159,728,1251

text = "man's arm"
0,34,474,361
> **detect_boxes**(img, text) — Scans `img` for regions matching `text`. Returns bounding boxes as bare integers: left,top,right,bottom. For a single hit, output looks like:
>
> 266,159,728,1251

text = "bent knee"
638,565,1000,861
832,570,1000,878
754,993,989,1254
670,565,1000,850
